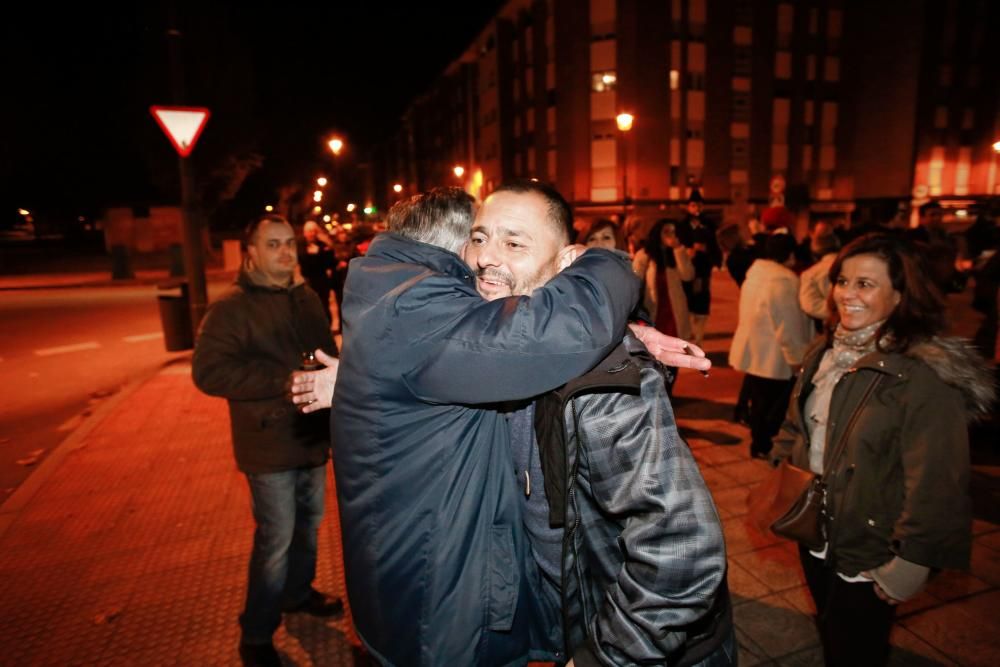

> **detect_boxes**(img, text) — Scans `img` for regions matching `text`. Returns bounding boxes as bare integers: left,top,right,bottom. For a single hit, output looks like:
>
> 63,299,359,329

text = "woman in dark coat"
780,234,994,666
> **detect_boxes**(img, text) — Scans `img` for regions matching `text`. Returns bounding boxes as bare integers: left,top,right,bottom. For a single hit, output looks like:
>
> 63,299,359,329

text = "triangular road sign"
150,106,211,157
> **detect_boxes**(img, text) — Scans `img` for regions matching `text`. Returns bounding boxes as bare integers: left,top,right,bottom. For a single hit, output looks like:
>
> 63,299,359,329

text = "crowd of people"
190,180,996,667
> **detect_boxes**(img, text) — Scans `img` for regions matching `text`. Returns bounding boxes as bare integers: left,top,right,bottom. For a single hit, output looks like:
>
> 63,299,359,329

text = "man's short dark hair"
386,186,475,254
493,179,574,244
765,232,797,263
244,214,291,248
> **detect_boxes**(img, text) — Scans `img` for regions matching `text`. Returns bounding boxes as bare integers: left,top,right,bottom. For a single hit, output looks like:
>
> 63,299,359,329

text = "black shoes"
283,589,345,618
239,641,281,667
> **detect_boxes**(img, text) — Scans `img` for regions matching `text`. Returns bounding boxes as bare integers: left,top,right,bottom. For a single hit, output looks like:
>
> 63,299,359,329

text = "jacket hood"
906,336,996,418
366,232,472,280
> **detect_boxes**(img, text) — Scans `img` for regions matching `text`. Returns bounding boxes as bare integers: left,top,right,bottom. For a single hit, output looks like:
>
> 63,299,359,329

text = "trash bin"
157,280,193,351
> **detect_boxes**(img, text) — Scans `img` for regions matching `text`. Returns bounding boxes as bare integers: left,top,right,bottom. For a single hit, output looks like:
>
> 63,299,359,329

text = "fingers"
659,352,712,372
298,399,324,414
314,348,337,366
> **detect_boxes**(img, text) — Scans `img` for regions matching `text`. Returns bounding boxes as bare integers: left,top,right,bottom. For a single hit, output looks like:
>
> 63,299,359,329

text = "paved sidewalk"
0,361,360,666
0,273,996,665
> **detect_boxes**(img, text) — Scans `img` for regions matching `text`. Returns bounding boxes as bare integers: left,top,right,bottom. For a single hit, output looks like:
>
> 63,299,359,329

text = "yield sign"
150,106,211,157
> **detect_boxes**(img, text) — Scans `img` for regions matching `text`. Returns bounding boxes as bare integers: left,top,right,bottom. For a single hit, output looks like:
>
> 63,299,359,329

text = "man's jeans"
240,464,326,644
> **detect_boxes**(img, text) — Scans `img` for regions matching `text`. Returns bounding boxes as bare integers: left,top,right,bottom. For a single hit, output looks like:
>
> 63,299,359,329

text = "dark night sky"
3,2,503,224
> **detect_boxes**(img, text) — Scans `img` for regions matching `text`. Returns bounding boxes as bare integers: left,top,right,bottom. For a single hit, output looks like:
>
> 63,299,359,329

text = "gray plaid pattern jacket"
534,334,732,666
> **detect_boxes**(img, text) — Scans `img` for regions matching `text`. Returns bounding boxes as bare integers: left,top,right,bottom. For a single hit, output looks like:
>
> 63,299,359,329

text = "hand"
862,573,902,606
289,349,339,413
628,324,712,373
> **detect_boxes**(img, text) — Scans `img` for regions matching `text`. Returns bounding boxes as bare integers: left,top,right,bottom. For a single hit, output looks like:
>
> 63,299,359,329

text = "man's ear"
557,244,579,271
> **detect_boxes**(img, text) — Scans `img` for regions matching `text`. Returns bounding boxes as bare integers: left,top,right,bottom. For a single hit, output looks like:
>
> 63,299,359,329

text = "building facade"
368,0,999,232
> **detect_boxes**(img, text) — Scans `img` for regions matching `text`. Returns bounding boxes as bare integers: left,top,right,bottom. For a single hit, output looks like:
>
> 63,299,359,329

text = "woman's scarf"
806,320,886,473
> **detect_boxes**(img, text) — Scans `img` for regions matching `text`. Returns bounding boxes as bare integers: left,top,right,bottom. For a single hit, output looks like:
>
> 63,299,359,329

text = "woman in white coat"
633,219,695,342
729,233,814,458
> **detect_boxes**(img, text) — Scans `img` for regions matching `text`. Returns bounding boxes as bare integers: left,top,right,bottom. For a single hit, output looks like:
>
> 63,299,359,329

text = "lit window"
687,139,705,168
591,71,617,92
687,91,706,121
777,4,794,34
670,70,680,90
955,147,971,195
824,56,840,82
733,26,752,46
775,52,792,79
934,106,948,129
731,123,750,139
688,42,706,72
827,10,843,39
732,77,751,92
820,146,836,171
929,147,945,196
961,108,974,130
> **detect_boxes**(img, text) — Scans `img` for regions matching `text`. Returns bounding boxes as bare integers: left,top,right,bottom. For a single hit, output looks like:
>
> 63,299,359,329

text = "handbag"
746,459,826,551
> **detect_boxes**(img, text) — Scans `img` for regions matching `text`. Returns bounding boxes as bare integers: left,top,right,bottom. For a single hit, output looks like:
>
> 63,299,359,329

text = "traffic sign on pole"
150,106,210,157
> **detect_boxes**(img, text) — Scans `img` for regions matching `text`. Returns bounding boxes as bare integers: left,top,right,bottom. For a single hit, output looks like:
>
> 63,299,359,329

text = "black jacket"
534,335,732,667
192,270,337,473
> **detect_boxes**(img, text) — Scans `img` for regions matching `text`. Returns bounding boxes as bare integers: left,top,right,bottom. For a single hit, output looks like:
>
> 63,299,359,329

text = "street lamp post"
616,113,634,219
327,136,345,213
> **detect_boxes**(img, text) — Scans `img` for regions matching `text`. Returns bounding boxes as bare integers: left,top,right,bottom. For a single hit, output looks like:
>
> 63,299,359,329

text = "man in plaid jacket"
464,181,734,666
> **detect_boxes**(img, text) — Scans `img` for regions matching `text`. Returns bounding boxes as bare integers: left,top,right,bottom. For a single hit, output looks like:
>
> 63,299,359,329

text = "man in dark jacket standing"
192,214,343,667
330,185,641,666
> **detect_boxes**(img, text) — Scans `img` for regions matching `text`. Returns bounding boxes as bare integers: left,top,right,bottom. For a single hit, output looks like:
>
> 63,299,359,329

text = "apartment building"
367,0,999,230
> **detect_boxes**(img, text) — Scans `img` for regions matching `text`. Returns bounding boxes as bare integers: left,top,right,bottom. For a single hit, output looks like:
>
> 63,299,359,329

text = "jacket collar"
558,333,649,397
366,233,474,281
237,259,305,293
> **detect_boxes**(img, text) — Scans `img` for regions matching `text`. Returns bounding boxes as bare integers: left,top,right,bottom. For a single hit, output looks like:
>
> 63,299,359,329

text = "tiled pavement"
0,273,997,665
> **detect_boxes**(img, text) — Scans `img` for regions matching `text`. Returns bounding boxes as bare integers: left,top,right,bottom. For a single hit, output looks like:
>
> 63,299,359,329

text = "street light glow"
18,208,30,216
313,191,323,202
328,137,344,155
313,205,322,214
993,140,1000,153
264,205,274,212
346,203,356,212
323,215,332,222
317,177,328,187
453,165,465,178
616,113,634,132
363,206,374,215
393,183,403,193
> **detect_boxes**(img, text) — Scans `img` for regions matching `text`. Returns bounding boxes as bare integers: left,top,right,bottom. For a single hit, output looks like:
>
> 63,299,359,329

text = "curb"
0,362,173,542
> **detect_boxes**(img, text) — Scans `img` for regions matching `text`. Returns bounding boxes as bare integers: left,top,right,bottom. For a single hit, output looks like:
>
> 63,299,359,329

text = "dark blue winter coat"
331,233,640,666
